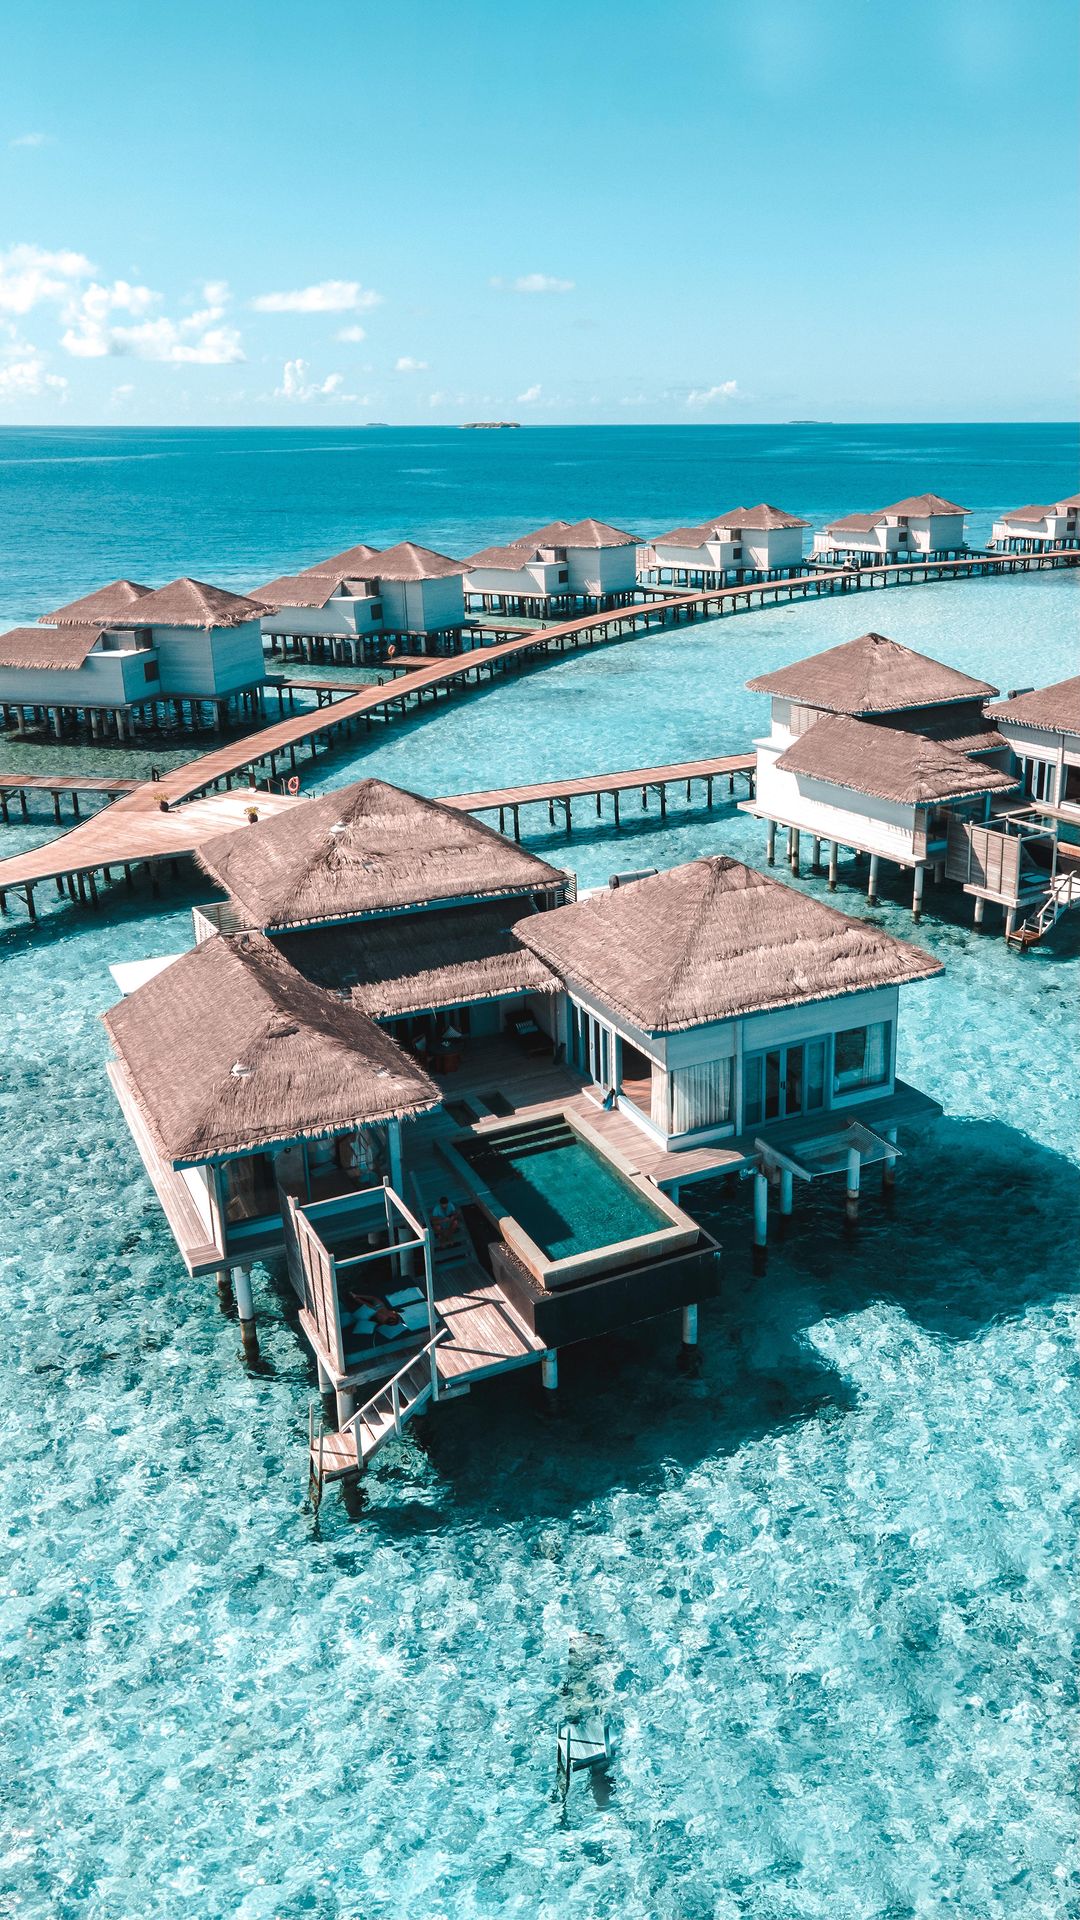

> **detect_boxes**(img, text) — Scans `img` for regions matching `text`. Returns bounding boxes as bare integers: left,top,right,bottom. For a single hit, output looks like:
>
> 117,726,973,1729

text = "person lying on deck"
431,1196,460,1248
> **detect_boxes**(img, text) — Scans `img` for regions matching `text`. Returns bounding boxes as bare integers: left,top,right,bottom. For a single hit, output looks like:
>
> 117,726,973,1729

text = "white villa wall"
379,574,464,633
465,559,568,599
741,526,805,571
153,620,265,695
0,646,151,710
564,544,637,599
996,720,1080,807
261,589,383,641
755,750,923,860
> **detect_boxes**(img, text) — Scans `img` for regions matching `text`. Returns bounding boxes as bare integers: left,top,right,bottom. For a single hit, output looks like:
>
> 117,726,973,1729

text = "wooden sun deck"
444,752,755,818
432,1255,547,1385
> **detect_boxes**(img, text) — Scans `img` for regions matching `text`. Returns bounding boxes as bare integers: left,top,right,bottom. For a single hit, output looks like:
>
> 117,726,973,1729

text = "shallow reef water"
1,571,1079,1917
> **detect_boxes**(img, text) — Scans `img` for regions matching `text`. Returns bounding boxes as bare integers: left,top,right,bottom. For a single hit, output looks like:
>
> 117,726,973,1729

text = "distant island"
461,421,521,430
364,421,390,428
786,419,831,425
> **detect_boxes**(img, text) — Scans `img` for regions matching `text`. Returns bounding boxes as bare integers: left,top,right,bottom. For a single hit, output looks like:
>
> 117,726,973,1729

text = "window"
143,658,160,682
669,1058,733,1134
221,1152,279,1223
833,1021,889,1093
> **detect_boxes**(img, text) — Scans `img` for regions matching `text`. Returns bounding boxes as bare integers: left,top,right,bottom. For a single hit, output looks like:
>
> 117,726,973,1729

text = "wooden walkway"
0,772,142,823
444,752,756,837
0,546,1074,915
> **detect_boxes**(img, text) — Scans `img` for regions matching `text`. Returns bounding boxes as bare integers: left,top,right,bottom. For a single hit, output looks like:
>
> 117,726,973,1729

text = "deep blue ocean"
2,426,1079,1919
0,421,1076,623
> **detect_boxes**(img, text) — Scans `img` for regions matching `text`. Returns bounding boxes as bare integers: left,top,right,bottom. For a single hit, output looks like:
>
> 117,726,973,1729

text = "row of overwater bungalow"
103,776,946,1489
741,630,1080,946
4,488,1075,734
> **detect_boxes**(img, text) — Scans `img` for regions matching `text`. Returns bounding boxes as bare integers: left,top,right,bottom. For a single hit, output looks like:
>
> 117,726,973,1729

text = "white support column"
232,1264,259,1362
828,840,839,891
973,895,986,927
912,864,925,921
681,1303,698,1346
541,1350,559,1392
387,1117,403,1194
845,1148,861,1223
882,1125,898,1192
766,820,776,866
779,1169,794,1216
790,827,801,875
1005,906,1018,941
753,1169,769,1271
335,1386,358,1427
867,854,880,905
811,836,822,873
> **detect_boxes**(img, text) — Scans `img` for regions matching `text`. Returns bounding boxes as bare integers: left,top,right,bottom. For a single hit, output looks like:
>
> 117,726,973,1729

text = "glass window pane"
743,1056,762,1127
222,1153,278,1223
805,1040,826,1110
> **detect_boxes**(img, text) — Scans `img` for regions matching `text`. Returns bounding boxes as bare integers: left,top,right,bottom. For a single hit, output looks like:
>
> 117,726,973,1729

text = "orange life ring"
287,775,300,795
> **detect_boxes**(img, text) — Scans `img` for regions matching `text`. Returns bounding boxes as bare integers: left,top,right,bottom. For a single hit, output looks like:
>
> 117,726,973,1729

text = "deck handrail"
340,1328,448,1455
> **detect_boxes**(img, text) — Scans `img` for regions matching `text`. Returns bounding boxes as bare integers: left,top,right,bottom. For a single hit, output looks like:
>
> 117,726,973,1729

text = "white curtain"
669,1058,733,1135
865,1021,887,1085
650,1067,670,1132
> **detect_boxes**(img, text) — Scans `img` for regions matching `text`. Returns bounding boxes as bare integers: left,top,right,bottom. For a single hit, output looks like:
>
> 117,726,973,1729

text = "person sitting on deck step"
431,1195,461,1250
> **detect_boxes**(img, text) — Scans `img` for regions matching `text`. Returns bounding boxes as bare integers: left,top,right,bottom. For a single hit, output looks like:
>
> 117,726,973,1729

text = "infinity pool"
458,1116,669,1260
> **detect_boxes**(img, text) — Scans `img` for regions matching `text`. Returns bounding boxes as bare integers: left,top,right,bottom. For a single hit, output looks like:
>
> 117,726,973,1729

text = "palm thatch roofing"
250,569,363,611
987,675,1080,737
465,535,552,570
196,778,566,931
279,899,559,1018
880,494,968,517
130,578,269,628
0,625,106,670
997,503,1054,525
104,931,438,1167
514,856,942,1034
41,579,152,626
528,518,640,549
775,714,1020,806
747,633,998,714
824,512,881,534
714,503,810,531
301,541,468,582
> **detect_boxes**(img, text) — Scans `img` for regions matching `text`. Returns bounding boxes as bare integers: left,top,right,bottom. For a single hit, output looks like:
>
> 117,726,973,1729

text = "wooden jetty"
0,546,1074,919
0,772,141,823
445,752,756,838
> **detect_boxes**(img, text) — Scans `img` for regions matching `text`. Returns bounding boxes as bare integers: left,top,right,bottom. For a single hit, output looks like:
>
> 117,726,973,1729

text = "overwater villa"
989,492,1080,553
743,631,1080,943
640,505,809,587
0,577,268,740
987,674,1080,814
464,519,640,616
811,494,969,564
103,776,944,1488
256,541,471,661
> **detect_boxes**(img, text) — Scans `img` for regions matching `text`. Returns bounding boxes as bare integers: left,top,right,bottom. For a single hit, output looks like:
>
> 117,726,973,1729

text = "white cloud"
0,343,67,400
0,244,94,315
394,355,428,372
336,324,367,343
9,132,51,149
686,380,741,409
517,383,542,404
60,281,243,364
110,382,135,402
491,273,575,295
252,280,381,314
275,357,359,402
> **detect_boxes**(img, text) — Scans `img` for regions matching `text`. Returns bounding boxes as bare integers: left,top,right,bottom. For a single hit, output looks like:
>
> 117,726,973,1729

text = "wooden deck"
433,1257,546,1385
444,753,755,836
0,773,142,824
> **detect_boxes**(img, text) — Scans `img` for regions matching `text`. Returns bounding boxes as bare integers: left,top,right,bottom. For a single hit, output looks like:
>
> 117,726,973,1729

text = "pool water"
461,1118,667,1259
1,571,1079,1917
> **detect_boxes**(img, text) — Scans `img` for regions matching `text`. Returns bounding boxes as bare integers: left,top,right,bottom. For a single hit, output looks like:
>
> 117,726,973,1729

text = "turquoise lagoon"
2,569,1080,1917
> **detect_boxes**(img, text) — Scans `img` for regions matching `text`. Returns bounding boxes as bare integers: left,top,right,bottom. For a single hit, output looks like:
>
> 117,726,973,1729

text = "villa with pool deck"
811,494,969,564
640,504,809,587
0,577,268,740
102,776,945,1490
256,540,471,660
989,493,1080,554
464,519,640,616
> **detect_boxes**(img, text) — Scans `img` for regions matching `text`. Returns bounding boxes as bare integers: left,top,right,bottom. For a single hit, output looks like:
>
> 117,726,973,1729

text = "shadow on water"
345,1115,1080,1536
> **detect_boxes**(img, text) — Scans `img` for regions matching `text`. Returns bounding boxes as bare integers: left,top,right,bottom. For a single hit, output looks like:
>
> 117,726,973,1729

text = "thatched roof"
280,899,559,1018
824,512,880,534
251,569,363,612
466,535,551,570
296,543,382,579
775,714,1020,806
196,778,566,931
301,541,467,582
987,675,1080,737
997,503,1054,525
0,624,105,670
880,494,968,517
528,518,639,549
104,931,438,1166
131,578,268,628
514,856,942,1034
714,503,809,531
747,632,998,713
41,579,152,626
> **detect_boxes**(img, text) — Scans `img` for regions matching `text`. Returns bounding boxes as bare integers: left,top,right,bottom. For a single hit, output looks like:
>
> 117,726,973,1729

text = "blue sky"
1,0,1075,425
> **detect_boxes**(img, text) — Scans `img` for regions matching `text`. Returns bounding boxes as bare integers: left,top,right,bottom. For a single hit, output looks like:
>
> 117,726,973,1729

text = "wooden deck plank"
444,753,754,814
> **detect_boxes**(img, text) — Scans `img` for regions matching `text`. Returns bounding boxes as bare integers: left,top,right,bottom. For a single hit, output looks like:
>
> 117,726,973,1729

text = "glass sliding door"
743,1038,828,1129
570,1002,612,1091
